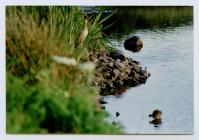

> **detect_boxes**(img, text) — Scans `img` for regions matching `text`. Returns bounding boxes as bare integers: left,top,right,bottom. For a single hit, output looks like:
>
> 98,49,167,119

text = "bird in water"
149,110,162,126
149,110,162,120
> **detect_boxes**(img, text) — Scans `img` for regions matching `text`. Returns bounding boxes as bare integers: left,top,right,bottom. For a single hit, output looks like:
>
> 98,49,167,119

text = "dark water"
102,7,193,134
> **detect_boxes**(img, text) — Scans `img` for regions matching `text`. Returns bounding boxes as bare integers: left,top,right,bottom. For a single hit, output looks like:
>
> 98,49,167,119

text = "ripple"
105,25,193,134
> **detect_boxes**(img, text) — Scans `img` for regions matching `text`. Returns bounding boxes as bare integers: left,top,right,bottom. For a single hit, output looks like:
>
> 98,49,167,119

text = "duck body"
149,110,162,126
149,110,162,119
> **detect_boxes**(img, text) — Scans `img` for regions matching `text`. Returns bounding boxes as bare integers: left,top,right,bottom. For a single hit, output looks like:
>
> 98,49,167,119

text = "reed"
6,6,121,134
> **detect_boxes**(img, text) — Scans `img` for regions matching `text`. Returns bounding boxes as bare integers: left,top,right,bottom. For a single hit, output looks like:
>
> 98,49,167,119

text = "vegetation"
6,6,121,134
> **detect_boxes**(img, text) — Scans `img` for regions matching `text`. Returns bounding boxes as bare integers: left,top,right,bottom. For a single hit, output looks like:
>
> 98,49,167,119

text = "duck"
149,110,162,126
149,110,162,120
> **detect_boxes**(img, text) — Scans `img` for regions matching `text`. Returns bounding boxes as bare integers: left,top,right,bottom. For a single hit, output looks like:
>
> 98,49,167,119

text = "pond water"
102,7,193,134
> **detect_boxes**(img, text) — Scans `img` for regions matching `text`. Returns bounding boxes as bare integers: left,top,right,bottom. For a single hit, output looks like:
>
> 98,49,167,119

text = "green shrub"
7,68,121,133
6,6,122,134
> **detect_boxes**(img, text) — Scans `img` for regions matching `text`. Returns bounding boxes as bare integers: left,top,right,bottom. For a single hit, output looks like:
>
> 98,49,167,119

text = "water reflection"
101,6,193,38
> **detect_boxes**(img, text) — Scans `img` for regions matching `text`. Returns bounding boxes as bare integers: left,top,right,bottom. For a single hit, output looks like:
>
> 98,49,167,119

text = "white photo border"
1,0,199,140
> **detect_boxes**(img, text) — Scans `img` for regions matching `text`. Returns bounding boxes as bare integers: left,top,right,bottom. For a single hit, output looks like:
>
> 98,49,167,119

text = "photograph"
6,5,193,135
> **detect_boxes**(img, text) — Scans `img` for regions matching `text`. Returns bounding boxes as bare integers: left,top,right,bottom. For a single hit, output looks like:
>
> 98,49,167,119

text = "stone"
115,59,125,70
120,74,128,81
113,80,121,88
132,65,142,73
89,53,99,63
91,49,149,96
112,121,118,126
110,50,125,61
99,98,108,104
124,36,143,52
128,58,139,66
104,56,115,62
113,69,120,77
101,106,106,110
125,68,131,75
116,112,120,117
143,69,148,77
105,62,114,67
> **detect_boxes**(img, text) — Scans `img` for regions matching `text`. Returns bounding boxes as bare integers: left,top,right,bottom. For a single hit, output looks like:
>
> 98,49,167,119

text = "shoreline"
89,49,150,96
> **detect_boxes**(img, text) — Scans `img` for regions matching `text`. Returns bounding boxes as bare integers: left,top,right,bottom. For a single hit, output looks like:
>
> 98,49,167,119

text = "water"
102,14,193,134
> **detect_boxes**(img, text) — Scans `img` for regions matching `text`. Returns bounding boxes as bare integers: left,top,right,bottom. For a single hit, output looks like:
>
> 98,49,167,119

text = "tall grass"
6,6,121,133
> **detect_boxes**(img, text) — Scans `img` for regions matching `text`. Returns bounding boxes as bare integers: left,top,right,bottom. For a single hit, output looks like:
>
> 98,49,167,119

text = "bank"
6,5,151,134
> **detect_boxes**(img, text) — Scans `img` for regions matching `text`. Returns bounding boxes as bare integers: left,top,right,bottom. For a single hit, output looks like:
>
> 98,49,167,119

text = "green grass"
6,6,121,134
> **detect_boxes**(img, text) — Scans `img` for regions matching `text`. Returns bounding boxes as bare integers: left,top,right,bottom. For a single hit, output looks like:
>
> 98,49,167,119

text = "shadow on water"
101,6,193,36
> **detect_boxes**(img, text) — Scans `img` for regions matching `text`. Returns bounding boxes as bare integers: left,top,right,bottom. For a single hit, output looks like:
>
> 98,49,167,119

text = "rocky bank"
89,49,150,96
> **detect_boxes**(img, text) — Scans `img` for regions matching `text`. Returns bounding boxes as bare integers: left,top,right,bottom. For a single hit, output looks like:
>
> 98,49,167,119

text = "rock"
125,68,131,75
113,69,120,77
104,72,111,79
132,64,142,73
116,112,120,117
102,62,114,67
92,80,98,86
124,36,143,52
115,59,125,70
99,98,108,104
131,60,139,65
113,80,121,88
108,81,114,88
139,76,148,84
91,49,149,96
89,53,99,63
128,58,139,66
102,57,111,63
99,57,105,61
112,121,118,126
118,86,126,93
104,56,115,62
121,59,129,67
143,69,148,77
131,79,140,86
110,50,125,61
101,106,106,110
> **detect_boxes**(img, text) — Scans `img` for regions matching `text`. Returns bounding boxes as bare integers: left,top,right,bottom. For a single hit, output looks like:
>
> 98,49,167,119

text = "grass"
6,6,121,134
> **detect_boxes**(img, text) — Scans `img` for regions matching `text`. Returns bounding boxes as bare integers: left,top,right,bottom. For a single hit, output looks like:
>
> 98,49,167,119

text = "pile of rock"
89,50,150,96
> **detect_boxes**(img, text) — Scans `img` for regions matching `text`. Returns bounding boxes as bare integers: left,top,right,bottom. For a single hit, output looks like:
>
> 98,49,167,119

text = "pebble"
101,106,106,110
99,98,108,104
116,112,120,117
113,69,120,77
115,60,125,69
